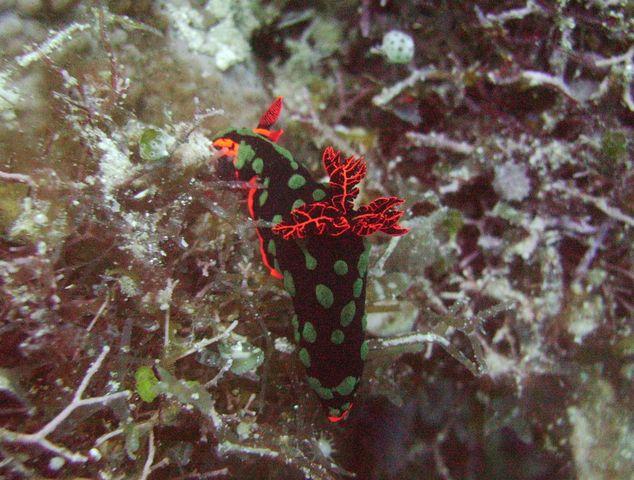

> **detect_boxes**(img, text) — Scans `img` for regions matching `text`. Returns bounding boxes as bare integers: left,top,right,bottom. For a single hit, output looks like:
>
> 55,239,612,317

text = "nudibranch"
212,98,409,422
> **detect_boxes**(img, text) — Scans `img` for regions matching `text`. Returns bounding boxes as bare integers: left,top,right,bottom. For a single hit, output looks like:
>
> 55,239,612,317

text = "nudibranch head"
212,96,284,157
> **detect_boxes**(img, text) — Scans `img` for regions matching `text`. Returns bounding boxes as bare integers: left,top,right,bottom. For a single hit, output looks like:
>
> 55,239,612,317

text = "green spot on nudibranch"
331,329,344,344
334,376,358,396
353,278,363,298
307,376,334,400
291,314,299,342
271,142,294,162
252,157,264,174
288,174,306,189
290,160,299,170
299,244,317,269
361,313,367,331
306,376,320,390
357,248,370,276
360,340,369,360
302,322,317,343
267,239,276,255
235,142,255,170
316,284,334,308
283,271,295,296
258,190,268,207
312,188,326,201
340,301,356,327
318,387,333,400
302,248,317,270
334,260,348,275
299,348,311,367
291,199,305,210
272,214,282,225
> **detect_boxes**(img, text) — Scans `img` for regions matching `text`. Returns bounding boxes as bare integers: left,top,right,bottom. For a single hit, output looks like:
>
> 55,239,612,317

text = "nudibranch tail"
274,235,370,423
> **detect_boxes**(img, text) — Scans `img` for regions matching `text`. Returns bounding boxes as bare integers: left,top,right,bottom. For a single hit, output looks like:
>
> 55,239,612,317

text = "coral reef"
0,1,632,479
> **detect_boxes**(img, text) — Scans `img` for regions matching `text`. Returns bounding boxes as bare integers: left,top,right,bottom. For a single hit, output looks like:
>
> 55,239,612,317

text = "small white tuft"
493,161,531,202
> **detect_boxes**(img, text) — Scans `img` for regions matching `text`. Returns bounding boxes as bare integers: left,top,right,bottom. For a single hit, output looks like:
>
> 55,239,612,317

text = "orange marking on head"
327,403,353,423
253,127,284,143
253,128,271,137
213,137,239,157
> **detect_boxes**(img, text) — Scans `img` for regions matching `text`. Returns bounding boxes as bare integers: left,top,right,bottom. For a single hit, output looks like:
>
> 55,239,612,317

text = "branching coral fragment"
372,67,440,106
172,319,239,361
474,1,544,28
0,171,36,188
406,131,475,155
217,440,339,480
551,182,634,227
487,31,634,110
0,346,129,463
374,302,514,376
139,429,156,480
15,23,90,68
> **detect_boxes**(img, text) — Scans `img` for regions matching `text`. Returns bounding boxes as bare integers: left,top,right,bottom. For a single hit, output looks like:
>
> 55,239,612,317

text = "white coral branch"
0,346,130,464
489,43,634,110
475,1,544,28
16,23,90,68
0,171,36,188
489,69,581,101
174,319,239,361
551,182,634,227
593,45,634,69
217,440,337,480
372,67,439,106
139,429,156,480
406,131,475,155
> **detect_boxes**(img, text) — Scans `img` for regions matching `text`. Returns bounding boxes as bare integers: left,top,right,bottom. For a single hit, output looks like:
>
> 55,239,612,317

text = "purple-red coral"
272,147,409,240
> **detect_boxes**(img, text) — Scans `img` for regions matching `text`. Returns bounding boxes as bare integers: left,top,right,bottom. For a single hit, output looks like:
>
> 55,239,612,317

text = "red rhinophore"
272,147,409,240
254,96,284,142
258,96,283,129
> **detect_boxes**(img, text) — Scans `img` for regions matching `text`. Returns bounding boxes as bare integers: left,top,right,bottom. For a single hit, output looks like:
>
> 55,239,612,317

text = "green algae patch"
135,366,159,402
139,128,174,162
0,182,29,234
219,341,264,375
